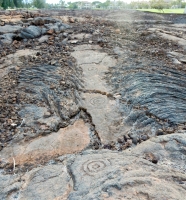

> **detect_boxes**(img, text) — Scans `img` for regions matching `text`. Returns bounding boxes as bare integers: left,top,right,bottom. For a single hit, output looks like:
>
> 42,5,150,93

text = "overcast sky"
46,0,131,4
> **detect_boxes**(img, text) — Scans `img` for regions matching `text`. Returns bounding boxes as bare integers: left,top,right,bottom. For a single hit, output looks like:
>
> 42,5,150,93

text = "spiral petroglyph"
90,97,106,108
83,159,110,176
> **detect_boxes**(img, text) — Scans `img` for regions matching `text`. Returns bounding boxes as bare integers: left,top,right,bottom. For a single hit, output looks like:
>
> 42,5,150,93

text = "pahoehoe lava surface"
0,9,186,200
108,60,186,132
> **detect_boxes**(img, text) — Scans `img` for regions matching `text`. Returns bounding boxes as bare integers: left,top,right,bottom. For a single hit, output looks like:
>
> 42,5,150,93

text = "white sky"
46,0,131,4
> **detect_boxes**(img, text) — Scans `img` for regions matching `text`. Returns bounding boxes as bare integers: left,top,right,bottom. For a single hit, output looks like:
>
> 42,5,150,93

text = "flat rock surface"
0,120,90,165
0,24,22,34
72,45,125,144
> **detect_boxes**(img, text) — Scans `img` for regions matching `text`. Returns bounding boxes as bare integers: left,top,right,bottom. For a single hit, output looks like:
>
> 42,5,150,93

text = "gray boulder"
61,23,72,29
44,23,60,34
38,35,49,43
19,25,42,39
44,22,72,34
32,17,61,25
41,27,47,35
0,33,16,44
0,25,22,34
59,24,72,32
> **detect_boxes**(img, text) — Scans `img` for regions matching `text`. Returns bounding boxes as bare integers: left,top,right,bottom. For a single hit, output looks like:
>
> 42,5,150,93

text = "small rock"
141,135,147,141
50,60,56,65
47,29,54,35
43,112,51,118
117,138,123,143
132,137,138,145
15,66,20,71
38,35,49,43
70,40,78,44
0,59,5,64
156,129,164,136
172,58,181,65
69,18,75,23
115,29,121,34
11,123,17,127
63,32,68,37
62,38,68,45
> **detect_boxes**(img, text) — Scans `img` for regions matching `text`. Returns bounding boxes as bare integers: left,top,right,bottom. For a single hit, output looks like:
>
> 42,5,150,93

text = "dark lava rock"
132,137,138,145
19,26,42,39
44,23,72,34
44,23,60,34
32,17,59,26
108,46,186,138
141,135,148,141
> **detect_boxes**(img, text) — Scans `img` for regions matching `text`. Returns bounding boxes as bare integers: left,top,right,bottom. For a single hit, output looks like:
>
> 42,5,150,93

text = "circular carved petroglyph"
83,159,110,176
88,66,99,72
90,97,106,109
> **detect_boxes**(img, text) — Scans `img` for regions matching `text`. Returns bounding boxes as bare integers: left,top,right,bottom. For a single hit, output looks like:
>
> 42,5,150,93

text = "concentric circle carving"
88,66,99,72
83,159,110,176
90,97,106,108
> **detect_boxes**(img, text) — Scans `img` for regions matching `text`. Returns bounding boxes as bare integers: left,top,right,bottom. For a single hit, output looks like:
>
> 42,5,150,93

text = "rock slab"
0,120,90,166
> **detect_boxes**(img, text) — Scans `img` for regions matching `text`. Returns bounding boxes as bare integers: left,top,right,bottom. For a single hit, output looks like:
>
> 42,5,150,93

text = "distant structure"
108,1,120,9
78,1,92,9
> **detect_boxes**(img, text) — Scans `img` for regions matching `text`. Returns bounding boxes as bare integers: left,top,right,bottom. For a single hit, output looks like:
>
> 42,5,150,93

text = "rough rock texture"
1,10,186,200
0,164,72,200
0,49,37,78
1,143,186,200
32,17,59,25
105,22,186,143
68,149,186,200
130,133,186,173
0,33,16,44
16,63,81,135
19,25,42,39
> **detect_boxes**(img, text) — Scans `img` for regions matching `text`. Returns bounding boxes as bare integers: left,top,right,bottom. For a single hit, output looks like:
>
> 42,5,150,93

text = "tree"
59,0,65,7
2,0,10,9
92,1,102,8
68,2,78,9
10,0,15,7
0,0,3,7
32,0,46,8
150,0,165,12
13,0,18,7
175,0,182,8
101,0,110,8
13,0,23,7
